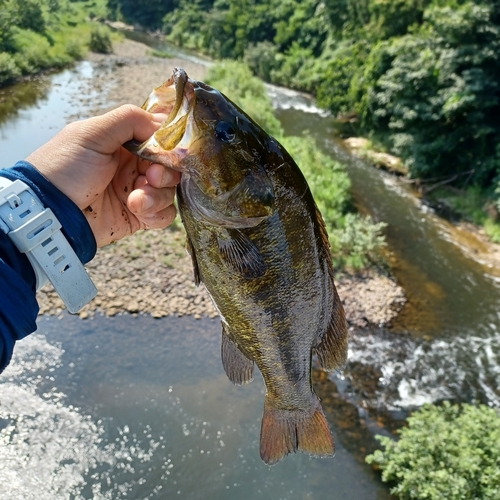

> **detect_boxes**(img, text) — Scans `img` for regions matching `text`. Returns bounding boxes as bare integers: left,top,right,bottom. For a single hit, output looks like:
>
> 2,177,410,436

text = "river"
0,34,499,498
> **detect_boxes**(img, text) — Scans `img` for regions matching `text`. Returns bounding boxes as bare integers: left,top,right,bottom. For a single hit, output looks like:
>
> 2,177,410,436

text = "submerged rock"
344,137,408,175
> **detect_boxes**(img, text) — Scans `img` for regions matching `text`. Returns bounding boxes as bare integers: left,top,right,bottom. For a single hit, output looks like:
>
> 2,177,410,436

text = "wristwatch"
0,176,97,313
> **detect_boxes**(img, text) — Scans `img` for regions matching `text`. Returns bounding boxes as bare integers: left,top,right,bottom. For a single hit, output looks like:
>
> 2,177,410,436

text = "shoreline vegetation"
0,1,118,86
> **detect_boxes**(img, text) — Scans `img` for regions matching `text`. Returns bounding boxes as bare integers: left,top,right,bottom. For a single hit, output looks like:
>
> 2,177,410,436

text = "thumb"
79,104,162,155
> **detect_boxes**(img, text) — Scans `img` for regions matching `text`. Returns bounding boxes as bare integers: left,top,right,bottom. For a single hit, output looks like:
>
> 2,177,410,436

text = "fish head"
125,68,275,228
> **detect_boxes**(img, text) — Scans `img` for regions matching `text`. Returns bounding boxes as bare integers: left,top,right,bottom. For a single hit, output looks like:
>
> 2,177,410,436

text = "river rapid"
0,34,499,498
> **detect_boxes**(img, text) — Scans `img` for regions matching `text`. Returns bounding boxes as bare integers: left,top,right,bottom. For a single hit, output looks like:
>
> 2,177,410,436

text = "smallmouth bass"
125,68,348,465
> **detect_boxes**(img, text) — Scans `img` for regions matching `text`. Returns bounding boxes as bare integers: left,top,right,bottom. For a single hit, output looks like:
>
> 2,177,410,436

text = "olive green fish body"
124,68,348,465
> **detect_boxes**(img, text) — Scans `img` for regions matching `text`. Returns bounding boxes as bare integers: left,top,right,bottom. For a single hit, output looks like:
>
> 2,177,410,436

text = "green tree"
361,2,500,184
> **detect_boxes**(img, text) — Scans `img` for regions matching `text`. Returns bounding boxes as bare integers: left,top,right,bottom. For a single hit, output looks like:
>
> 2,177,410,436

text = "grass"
0,0,122,87
147,49,174,59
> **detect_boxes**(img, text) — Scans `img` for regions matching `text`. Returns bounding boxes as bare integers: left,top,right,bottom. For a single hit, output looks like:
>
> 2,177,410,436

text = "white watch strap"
0,176,97,313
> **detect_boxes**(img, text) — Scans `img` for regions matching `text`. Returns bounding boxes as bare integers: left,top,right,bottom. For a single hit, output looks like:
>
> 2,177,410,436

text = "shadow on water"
0,313,391,500
0,78,50,124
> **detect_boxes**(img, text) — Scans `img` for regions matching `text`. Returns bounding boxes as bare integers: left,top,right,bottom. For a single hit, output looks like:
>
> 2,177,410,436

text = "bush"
89,26,113,54
366,402,500,499
279,134,351,218
269,42,316,90
244,41,279,82
0,52,21,84
330,213,387,270
12,29,52,74
315,40,368,117
64,37,86,60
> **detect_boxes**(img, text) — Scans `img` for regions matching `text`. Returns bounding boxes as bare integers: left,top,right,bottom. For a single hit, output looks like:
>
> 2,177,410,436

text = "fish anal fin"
260,396,334,466
315,286,348,371
217,229,266,279
185,235,201,286
221,324,254,385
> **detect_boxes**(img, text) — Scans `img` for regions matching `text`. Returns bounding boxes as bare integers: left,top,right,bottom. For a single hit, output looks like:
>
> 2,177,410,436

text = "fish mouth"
123,67,195,169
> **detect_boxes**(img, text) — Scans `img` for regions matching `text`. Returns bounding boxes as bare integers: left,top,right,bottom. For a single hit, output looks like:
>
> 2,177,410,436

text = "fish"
124,68,348,465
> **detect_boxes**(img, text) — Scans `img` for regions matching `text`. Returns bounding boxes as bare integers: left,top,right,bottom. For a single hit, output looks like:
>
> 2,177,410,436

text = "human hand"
26,104,179,247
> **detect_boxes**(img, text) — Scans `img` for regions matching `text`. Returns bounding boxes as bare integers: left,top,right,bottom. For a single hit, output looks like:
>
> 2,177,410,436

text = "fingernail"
162,169,173,185
152,113,168,124
142,195,154,211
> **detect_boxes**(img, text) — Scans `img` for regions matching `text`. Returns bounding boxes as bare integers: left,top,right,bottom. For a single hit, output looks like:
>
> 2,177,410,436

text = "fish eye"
215,121,236,143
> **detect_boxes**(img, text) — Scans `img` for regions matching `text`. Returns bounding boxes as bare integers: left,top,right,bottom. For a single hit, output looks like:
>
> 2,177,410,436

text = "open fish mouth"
123,67,195,168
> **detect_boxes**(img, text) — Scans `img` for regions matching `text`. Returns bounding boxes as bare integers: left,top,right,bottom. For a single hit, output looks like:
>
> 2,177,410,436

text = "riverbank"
36,38,405,327
344,136,500,276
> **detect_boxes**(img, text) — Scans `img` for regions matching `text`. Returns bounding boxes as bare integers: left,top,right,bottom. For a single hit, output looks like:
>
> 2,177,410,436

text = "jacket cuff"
0,161,97,265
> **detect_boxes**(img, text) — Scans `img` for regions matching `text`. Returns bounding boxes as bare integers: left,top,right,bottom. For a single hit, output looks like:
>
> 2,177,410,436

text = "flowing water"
1,35,500,497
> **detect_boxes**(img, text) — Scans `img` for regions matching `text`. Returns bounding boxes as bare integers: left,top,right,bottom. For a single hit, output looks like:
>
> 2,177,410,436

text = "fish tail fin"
259,396,334,465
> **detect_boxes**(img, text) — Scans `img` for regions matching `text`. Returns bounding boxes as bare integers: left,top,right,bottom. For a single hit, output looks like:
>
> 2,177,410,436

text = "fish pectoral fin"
260,396,334,466
185,235,201,286
315,286,348,371
217,229,267,279
221,325,254,385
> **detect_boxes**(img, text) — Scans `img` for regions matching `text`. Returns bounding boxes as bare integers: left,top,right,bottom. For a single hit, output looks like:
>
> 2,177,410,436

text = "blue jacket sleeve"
0,161,97,372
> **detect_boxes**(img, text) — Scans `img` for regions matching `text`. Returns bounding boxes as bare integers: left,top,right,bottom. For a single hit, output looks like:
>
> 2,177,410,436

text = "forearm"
0,161,97,373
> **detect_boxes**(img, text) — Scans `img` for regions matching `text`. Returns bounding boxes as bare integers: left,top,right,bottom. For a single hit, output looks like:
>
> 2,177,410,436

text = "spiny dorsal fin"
221,323,254,385
217,229,267,278
314,202,333,264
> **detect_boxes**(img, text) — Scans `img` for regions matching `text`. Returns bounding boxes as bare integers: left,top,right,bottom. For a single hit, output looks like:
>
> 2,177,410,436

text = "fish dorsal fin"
314,202,333,262
315,285,348,371
221,323,254,385
217,229,267,278
185,235,201,286
313,203,348,370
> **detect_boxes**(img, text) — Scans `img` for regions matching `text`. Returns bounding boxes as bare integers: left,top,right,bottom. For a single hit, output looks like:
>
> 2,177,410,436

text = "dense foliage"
111,0,500,223
205,61,386,269
366,402,500,499
0,0,113,85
